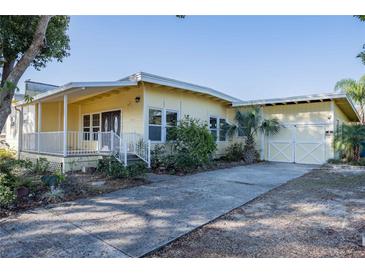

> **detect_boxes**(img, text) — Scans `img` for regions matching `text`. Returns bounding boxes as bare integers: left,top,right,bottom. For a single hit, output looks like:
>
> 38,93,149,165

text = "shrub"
41,170,66,191
224,142,244,162
172,117,216,165
0,149,15,160
0,184,16,207
97,157,147,178
32,157,50,174
151,144,167,170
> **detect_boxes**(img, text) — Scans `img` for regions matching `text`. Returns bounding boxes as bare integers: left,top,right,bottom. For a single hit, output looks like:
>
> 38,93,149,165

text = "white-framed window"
148,108,163,142
148,108,179,142
209,116,228,142
165,110,178,141
83,113,101,140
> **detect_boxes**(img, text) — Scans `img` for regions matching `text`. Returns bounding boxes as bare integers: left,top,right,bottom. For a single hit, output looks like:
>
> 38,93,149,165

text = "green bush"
97,157,147,178
224,142,244,162
172,116,216,165
150,117,217,174
32,157,50,174
151,144,167,170
0,184,16,207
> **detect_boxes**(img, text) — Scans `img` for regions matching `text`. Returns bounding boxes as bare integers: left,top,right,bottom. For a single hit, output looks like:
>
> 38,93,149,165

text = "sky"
20,16,365,101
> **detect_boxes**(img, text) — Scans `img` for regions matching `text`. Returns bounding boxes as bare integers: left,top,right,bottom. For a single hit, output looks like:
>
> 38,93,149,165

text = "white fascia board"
122,72,242,103
232,92,348,107
16,80,137,106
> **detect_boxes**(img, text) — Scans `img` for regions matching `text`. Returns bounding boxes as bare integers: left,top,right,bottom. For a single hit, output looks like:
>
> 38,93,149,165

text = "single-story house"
5,72,360,172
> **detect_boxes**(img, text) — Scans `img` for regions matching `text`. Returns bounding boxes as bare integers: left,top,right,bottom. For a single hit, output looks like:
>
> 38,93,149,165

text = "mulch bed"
0,172,149,219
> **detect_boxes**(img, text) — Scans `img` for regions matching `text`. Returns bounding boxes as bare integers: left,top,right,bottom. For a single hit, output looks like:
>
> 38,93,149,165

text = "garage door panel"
269,126,293,141
295,125,324,142
267,124,326,165
295,143,325,164
268,142,293,162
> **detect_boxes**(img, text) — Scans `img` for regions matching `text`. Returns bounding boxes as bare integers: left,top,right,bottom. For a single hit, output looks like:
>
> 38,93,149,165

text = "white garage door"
268,124,326,164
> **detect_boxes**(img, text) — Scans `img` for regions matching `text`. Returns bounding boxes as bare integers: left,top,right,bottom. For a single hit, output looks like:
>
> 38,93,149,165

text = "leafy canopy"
334,123,365,161
227,107,281,141
334,75,365,124
0,16,70,71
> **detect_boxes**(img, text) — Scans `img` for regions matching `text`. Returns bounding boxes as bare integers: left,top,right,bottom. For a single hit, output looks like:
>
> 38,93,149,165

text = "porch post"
37,102,41,153
17,106,24,160
63,95,68,157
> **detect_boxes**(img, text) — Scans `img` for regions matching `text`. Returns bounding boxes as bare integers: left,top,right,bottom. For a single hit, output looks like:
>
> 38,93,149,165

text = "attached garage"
268,124,326,164
232,93,360,165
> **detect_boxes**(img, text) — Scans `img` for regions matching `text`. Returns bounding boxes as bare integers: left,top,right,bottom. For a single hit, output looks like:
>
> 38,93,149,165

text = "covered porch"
17,80,150,169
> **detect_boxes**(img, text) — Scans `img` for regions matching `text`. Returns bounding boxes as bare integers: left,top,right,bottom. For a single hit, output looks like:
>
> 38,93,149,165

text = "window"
92,113,100,140
209,117,218,141
209,116,228,142
219,118,227,141
148,108,179,142
149,109,162,141
166,110,178,141
83,113,101,140
83,115,91,140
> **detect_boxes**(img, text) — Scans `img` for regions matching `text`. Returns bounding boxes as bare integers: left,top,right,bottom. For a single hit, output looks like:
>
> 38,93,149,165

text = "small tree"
335,76,365,124
227,107,281,164
334,123,365,162
0,16,70,131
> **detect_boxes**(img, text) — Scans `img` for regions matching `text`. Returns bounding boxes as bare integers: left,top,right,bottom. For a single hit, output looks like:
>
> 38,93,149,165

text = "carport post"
63,95,68,157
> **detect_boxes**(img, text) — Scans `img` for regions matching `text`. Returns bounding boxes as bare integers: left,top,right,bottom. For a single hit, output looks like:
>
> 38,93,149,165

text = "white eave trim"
16,80,137,106
232,92,361,122
121,72,242,103
232,92,348,107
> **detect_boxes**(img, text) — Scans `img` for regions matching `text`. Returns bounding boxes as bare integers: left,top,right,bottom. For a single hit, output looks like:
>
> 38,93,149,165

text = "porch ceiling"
17,80,138,105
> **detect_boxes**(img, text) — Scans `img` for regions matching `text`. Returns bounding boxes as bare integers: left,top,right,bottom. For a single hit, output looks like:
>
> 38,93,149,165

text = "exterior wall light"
135,96,141,103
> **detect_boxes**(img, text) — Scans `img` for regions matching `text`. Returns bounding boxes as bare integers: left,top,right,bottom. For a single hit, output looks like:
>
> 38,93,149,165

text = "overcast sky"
20,15,365,100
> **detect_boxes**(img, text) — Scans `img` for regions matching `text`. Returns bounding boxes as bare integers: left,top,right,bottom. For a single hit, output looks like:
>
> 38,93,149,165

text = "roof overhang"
16,80,137,106
120,72,242,104
232,92,360,122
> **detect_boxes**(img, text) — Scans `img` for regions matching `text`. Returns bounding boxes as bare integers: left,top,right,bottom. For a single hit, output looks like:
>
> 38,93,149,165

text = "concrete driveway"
0,162,314,258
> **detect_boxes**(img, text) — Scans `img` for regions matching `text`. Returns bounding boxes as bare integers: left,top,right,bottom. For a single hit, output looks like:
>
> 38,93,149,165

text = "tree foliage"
334,75,365,124
355,15,365,64
334,123,365,161
227,107,281,163
0,16,70,131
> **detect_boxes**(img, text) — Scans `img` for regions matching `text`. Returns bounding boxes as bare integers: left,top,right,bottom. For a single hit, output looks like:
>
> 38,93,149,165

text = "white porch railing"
21,131,151,167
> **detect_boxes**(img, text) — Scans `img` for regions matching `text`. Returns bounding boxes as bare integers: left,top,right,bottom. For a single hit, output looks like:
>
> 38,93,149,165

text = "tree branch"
0,15,53,130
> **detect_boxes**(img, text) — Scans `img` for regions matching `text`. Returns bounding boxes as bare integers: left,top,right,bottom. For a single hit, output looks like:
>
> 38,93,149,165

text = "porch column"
37,102,41,153
63,95,68,157
17,106,24,160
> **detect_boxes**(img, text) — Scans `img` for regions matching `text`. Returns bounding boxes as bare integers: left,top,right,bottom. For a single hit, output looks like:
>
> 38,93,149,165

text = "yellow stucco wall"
37,86,144,134
79,86,144,134
144,83,231,154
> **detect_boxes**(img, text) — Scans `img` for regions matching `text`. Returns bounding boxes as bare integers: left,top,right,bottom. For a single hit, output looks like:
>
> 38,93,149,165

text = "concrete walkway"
0,162,314,258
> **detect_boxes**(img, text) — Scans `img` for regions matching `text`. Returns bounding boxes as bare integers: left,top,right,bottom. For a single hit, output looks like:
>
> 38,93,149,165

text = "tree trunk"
353,144,360,162
243,136,258,164
0,15,52,131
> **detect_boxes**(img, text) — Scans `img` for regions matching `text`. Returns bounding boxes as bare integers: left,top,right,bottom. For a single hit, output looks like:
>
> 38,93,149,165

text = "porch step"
126,154,145,164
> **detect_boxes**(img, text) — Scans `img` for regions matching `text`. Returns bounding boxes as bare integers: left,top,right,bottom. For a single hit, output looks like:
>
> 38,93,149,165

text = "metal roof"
120,71,242,103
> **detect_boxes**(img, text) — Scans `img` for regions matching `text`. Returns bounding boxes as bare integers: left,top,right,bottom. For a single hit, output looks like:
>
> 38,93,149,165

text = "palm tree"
227,107,281,164
335,124,365,161
335,76,365,124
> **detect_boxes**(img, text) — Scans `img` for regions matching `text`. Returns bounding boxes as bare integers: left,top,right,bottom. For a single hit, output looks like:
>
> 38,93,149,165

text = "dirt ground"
148,165,365,257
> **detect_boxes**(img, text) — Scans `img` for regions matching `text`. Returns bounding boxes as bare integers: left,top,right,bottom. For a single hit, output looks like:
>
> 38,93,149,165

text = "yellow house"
10,72,359,171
